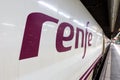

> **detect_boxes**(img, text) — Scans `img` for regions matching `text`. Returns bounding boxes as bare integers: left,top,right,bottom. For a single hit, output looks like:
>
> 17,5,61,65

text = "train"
0,0,110,80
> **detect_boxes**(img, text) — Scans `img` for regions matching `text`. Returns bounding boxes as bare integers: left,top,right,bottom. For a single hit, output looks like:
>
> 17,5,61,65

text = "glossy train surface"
0,0,109,80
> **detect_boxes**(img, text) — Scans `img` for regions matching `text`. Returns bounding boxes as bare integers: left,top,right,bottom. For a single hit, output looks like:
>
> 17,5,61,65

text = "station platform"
99,43,120,80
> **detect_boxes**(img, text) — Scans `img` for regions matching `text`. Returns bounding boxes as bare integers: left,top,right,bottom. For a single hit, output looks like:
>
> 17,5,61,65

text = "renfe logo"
19,13,92,60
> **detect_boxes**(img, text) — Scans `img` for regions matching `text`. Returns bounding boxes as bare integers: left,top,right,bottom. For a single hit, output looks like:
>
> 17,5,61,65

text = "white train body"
0,0,105,80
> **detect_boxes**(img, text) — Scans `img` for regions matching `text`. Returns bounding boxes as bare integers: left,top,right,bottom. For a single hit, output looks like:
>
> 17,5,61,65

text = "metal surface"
109,0,119,32
111,44,120,80
0,0,105,80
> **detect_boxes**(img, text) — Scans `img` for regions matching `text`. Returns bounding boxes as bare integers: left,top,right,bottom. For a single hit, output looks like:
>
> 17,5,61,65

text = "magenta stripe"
79,54,102,80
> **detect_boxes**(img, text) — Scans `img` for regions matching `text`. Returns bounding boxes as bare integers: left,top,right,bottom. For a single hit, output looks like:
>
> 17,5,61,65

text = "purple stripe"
79,54,102,80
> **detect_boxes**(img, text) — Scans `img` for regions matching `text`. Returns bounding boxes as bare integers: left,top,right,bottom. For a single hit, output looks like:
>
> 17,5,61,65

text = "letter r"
19,13,58,60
